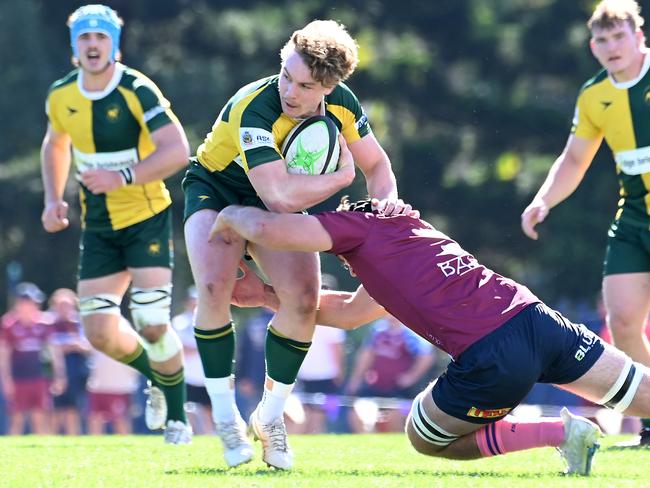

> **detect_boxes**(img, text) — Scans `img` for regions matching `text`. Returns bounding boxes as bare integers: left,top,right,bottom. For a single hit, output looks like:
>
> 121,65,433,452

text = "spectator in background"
172,286,214,435
292,275,346,434
86,319,140,435
346,315,435,433
0,283,66,435
235,309,271,421
48,288,91,435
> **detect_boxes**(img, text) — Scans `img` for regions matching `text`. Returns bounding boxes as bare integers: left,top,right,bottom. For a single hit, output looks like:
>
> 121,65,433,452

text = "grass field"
1,433,648,487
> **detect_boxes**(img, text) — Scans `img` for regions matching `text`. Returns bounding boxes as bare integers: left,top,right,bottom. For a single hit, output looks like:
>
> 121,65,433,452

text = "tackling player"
40,5,192,443
521,0,650,446
183,20,406,469
210,198,650,476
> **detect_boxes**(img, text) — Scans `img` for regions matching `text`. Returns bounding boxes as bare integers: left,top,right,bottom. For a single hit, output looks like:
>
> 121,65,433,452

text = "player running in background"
521,0,650,446
40,5,191,443
210,198,650,475
183,20,405,468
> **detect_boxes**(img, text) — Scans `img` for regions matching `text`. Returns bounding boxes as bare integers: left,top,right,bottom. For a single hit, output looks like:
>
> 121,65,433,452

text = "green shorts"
79,207,173,280
603,220,650,276
182,158,266,222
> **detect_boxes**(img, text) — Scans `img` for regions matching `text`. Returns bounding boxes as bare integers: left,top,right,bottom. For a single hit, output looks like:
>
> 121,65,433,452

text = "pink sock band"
475,419,565,457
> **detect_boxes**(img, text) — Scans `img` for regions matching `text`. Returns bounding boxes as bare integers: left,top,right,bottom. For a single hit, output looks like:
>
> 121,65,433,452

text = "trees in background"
0,0,630,312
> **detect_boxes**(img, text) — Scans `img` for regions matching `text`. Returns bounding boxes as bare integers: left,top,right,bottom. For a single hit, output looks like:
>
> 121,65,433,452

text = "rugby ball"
281,115,340,175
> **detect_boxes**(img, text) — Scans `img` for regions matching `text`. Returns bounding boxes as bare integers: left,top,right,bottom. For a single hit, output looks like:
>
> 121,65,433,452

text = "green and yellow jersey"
572,55,650,228
195,75,371,192
46,63,178,231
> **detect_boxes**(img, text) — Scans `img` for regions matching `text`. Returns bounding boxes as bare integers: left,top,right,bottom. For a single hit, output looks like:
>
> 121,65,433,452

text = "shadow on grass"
167,467,553,479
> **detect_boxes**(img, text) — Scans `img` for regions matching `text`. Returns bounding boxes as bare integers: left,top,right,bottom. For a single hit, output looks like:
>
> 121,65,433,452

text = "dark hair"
336,196,374,213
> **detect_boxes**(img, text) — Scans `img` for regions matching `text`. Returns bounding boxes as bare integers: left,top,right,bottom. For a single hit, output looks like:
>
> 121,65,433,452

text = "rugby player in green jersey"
40,5,192,443
522,0,650,446
183,20,406,469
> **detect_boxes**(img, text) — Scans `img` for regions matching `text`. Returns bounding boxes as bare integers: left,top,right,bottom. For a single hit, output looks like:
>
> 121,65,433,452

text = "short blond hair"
588,0,644,31
280,20,359,87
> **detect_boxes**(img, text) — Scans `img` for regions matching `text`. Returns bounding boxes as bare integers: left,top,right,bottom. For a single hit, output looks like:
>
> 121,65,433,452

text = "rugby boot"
558,407,601,475
248,407,293,470
215,416,254,467
144,382,167,430
163,419,193,444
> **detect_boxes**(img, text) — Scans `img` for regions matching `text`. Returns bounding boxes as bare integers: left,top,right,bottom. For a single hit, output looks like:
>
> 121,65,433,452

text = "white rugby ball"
281,115,340,175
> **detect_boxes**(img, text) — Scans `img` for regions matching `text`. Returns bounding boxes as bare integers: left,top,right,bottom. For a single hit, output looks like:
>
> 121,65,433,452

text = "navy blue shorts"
431,303,605,424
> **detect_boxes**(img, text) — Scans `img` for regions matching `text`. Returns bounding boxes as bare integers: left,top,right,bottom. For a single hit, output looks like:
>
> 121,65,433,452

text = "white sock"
257,376,294,423
205,376,239,423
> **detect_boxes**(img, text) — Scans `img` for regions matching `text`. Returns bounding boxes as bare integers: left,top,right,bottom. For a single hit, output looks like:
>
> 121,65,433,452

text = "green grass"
1,434,648,487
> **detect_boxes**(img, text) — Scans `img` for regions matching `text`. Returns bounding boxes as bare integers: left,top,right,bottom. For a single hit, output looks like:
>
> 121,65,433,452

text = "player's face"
590,21,645,82
75,31,113,74
279,48,335,119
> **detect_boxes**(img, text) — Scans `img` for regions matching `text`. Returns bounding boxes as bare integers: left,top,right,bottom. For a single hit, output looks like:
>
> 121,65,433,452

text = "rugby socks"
258,325,311,422
475,419,564,457
152,367,187,422
119,342,156,383
194,323,240,422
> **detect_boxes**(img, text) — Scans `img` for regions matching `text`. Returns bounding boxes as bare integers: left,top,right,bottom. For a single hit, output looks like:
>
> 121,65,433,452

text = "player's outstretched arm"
317,285,387,330
209,205,333,252
521,134,600,240
41,124,72,233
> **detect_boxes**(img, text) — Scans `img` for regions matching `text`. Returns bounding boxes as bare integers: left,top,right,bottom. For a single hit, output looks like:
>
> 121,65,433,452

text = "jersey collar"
77,62,125,100
609,51,650,89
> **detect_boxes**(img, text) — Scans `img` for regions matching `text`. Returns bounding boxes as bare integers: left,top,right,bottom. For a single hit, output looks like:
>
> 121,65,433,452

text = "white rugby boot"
215,416,254,467
144,382,167,430
248,407,293,470
163,420,193,444
558,407,601,475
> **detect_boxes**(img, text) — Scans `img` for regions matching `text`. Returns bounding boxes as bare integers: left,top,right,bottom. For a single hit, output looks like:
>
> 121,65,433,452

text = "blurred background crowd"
1,276,645,437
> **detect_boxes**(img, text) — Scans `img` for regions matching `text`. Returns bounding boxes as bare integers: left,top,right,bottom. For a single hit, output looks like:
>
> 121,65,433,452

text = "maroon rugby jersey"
314,211,539,359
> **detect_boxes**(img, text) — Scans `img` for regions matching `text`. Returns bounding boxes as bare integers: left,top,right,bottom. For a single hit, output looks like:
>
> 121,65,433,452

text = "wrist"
118,167,136,186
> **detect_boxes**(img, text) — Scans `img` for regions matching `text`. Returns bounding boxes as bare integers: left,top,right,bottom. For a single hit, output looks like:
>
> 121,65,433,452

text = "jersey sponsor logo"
239,128,275,150
67,106,78,116
600,100,612,110
436,243,478,277
106,104,121,122
73,147,139,173
467,406,512,418
615,146,650,175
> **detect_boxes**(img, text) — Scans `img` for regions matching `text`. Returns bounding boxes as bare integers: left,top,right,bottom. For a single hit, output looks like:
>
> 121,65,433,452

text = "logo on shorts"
575,332,597,361
147,239,162,256
467,406,512,418
198,195,211,201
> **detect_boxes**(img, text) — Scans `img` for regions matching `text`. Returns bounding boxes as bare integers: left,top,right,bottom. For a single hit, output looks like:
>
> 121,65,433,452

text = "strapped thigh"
597,356,645,412
408,391,461,446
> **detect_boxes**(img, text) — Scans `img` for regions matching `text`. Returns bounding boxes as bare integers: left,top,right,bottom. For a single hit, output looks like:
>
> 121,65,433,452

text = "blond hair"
280,20,359,87
588,0,644,31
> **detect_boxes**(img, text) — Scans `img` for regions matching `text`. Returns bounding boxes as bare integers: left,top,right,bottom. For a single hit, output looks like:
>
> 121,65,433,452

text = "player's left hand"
371,197,420,218
231,260,279,311
50,377,67,396
80,168,124,194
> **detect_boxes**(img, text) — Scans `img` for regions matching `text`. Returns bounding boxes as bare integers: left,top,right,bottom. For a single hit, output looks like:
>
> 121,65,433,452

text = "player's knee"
129,285,171,331
140,324,165,343
608,315,642,342
276,281,319,315
84,325,113,352
144,328,182,363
